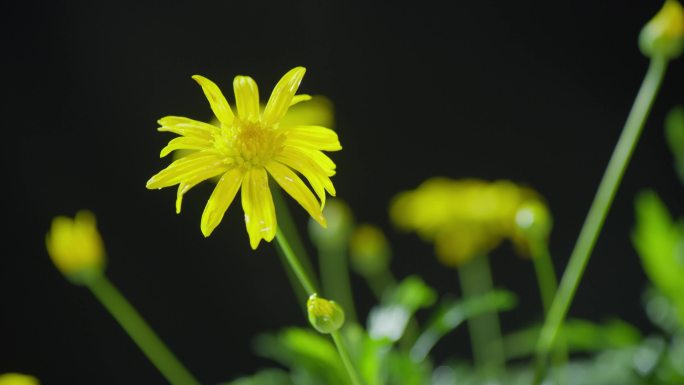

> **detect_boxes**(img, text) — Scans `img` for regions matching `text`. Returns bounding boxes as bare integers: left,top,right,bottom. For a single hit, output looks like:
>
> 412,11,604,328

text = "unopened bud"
45,210,106,285
308,199,354,247
307,293,345,334
639,0,684,59
514,199,553,242
349,224,391,276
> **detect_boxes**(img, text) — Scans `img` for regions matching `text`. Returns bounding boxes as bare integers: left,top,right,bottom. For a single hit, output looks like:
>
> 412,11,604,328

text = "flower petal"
192,75,235,126
266,161,326,227
290,94,312,106
276,146,336,199
263,67,306,127
233,75,260,121
200,167,244,237
146,151,224,189
284,125,342,151
160,136,213,157
176,165,231,213
158,116,217,140
241,168,277,249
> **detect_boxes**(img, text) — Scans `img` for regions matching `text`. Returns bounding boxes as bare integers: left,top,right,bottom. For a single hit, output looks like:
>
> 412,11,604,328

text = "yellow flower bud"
349,224,391,276
639,0,684,59
45,210,106,285
0,373,40,385
307,293,345,334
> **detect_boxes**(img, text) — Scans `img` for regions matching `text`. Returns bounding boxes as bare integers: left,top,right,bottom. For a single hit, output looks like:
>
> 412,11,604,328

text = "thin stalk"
458,254,506,376
332,331,364,385
275,229,317,295
533,57,668,382
87,276,201,385
530,241,558,315
274,228,365,385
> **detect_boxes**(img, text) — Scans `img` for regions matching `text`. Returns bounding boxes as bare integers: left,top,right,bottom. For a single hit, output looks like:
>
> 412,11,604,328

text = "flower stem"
533,57,668,380
275,229,317,295
458,254,506,377
87,276,201,385
530,241,558,315
275,228,365,385
332,331,364,385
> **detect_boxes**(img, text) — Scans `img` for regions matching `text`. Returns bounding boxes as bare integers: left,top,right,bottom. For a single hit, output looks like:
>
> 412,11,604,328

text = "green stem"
531,241,558,315
275,229,317,295
319,243,357,324
366,270,396,301
533,57,668,381
275,228,365,385
332,331,364,385
458,254,506,376
87,276,201,385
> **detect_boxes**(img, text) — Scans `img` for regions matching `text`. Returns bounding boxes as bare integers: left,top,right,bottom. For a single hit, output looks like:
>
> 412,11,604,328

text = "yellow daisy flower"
147,67,341,249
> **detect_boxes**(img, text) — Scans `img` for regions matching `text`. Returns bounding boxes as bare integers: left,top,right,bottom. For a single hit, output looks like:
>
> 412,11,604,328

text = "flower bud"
45,210,106,285
308,199,354,247
349,224,391,276
639,0,684,59
307,293,345,334
514,199,553,241
0,373,40,385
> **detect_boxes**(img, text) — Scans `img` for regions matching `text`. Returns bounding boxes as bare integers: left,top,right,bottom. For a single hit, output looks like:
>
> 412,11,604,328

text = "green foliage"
665,105,684,184
632,190,684,327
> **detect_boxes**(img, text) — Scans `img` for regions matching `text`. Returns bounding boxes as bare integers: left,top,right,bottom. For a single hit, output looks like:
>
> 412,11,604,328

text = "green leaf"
219,368,294,385
367,275,436,342
632,190,684,326
502,318,641,359
252,327,350,385
409,290,517,362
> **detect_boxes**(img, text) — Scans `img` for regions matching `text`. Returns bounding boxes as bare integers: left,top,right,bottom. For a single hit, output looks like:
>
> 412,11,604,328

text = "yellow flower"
147,67,341,249
0,373,40,385
389,178,546,266
45,210,106,284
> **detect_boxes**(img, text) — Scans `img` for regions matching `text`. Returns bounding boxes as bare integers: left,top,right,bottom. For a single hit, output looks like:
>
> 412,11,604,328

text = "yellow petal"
146,151,224,189
285,125,342,151
266,161,326,227
276,146,336,198
263,67,306,127
159,136,212,157
158,116,217,140
290,94,312,106
192,75,235,126
233,75,260,121
176,165,230,213
241,168,277,249
200,167,244,237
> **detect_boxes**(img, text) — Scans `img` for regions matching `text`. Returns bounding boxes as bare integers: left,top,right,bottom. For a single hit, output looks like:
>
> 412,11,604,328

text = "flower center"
214,119,284,168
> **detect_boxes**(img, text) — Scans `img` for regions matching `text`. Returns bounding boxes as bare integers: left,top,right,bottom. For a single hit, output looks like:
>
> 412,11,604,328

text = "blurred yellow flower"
147,67,341,249
389,178,548,266
0,373,39,385
349,224,391,276
45,210,106,284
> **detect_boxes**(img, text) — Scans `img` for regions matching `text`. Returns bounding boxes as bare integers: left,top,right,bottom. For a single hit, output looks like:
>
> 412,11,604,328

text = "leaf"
632,190,684,327
252,327,350,385
409,290,517,362
367,275,437,342
219,368,294,385
502,318,641,360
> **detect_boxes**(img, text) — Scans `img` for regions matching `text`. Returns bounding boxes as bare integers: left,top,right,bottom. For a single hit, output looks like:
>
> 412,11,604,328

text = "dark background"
2,1,683,384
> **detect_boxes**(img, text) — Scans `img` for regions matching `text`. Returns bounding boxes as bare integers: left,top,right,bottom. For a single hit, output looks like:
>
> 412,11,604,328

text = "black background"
2,1,683,384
